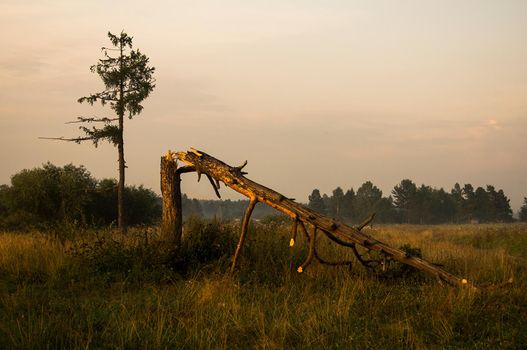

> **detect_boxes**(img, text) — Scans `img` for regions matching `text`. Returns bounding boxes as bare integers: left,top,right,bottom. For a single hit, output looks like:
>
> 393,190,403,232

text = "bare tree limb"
230,197,258,274
206,174,221,199
289,216,298,247
38,136,95,142
65,117,118,124
297,224,317,273
356,213,376,231
298,220,354,269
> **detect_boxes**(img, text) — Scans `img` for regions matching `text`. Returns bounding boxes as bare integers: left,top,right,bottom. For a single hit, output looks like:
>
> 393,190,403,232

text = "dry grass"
0,223,526,349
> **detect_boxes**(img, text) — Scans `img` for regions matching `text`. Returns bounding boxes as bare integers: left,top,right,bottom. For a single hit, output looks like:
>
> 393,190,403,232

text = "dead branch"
356,213,376,231
65,117,118,124
298,225,317,273
230,197,258,274
39,136,95,142
299,221,354,269
289,217,298,247
206,174,221,199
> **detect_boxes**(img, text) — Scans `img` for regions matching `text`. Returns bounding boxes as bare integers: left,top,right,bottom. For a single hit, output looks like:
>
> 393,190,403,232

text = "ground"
0,222,526,349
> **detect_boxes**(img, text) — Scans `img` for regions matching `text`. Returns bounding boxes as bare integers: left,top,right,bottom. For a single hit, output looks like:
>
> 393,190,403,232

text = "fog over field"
1,1,526,211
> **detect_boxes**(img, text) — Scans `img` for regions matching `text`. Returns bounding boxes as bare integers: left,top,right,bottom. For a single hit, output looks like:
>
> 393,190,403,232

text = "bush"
0,164,161,230
0,210,42,231
368,243,424,281
170,216,238,275
67,229,175,284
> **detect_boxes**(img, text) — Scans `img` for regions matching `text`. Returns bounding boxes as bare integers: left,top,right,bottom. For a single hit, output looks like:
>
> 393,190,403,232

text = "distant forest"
1,163,526,230
306,180,517,224
185,180,521,224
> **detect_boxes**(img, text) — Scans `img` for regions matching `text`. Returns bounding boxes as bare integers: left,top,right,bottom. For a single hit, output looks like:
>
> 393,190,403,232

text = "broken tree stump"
165,148,508,289
160,151,196,247
160,152,181,245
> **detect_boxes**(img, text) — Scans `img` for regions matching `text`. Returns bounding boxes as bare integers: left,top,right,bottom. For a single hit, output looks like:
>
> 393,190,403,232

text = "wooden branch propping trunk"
173,148,480,289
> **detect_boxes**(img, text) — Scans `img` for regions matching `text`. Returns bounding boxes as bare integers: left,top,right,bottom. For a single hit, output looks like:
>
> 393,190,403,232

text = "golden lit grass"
0,223,526,349
364,224,520,284
0,231,67,286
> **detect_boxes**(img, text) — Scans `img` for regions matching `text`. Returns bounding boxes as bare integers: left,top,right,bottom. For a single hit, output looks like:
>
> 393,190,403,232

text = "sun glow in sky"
1,0,526,210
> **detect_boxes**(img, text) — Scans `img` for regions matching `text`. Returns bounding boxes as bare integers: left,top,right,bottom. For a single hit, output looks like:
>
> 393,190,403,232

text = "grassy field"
0,221,526,349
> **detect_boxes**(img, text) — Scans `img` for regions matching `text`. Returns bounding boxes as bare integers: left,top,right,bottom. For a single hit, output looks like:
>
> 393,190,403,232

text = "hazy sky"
1,1,526,211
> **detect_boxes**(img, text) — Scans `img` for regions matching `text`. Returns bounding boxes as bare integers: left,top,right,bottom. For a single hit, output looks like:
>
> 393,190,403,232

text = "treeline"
0,163,160,230
2,163,526,230
308,180,520,224
0,163,280,230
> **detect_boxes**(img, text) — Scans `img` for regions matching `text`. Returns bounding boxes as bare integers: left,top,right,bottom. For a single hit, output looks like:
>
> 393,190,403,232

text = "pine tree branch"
65,117,118,124
39,136,95,143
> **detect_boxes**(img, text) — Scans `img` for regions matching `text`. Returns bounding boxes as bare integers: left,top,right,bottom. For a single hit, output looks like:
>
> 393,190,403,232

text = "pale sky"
1,1,526,211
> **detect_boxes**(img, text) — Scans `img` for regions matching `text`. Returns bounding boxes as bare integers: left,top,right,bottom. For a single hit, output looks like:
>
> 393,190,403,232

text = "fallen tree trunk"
171,148,487,289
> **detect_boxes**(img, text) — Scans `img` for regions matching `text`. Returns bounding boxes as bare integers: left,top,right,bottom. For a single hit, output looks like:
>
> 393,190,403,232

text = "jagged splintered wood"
168,148,508,289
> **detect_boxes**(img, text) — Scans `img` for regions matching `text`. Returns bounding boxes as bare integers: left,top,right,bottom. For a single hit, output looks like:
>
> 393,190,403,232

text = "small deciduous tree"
0,163,96,228
43,31,155,233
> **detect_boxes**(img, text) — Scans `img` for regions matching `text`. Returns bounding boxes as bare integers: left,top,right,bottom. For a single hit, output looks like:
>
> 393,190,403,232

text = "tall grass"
0,222,526,349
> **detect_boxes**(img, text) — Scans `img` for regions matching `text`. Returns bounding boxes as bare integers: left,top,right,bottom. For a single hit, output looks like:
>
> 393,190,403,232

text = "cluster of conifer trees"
307,180,518,224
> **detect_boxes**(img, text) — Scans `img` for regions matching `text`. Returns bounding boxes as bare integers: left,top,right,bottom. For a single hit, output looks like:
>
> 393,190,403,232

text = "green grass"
0,222,526,349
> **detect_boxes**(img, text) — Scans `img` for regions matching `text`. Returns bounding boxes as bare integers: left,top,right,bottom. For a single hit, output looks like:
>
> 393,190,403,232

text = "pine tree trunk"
117,37,126,234
118,133,126,234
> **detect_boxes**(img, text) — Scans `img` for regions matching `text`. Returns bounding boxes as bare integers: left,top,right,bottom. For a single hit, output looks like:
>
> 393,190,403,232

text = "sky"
1,0,526,212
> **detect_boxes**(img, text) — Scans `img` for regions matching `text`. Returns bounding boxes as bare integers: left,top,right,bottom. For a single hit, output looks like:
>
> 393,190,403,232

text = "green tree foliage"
89,179,161,226
328,187,344,219
342,188,356,222
462,184,476,222
451,183,464,222
0,163,96,228
354,181,383,221
306,180,513,225
392,179,418,223
491,188,513,222
308,189,327,214
0,185,9,216
431,188,457,223
520,197,527,222
0,164,160,230
125,185,161,225
474,186,491,222
182,194,204,218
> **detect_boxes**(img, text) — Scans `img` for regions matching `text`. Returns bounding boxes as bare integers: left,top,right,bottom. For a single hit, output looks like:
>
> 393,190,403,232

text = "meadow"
0,220,526,349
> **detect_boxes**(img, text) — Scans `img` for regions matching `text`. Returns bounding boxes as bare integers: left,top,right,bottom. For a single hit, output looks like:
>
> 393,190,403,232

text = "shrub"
170,216,238,275
67,230,175,284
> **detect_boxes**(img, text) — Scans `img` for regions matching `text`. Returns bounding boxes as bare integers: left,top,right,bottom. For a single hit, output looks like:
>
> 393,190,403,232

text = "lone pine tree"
44,31,155,233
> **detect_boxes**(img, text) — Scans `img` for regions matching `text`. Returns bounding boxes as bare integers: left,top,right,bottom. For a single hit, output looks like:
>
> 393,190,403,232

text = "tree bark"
117,36,126,234
160,153,197,247
117,132,126,234
161,154,180,244
173,148,479,289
